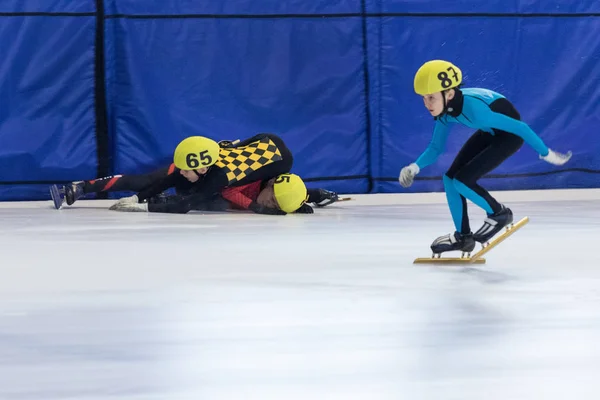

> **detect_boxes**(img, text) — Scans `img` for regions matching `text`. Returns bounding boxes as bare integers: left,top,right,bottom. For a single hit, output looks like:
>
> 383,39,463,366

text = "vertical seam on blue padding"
94,0,110,197
377,0,383,192
360,0,373,192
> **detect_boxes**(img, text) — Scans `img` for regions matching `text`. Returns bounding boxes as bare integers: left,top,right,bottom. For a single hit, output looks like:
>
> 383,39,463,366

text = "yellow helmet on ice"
173,136,220,170
273,173,309,213
414,60,462,95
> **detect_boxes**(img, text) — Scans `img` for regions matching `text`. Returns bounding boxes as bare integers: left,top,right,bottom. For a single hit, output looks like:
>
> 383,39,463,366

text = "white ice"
1,189,600,400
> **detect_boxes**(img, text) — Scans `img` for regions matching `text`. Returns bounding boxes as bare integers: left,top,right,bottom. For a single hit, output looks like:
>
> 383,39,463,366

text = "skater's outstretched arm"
466,98,550,155
146,170,229,213
399,121,450,188
414,120,451,169
464,98,571,165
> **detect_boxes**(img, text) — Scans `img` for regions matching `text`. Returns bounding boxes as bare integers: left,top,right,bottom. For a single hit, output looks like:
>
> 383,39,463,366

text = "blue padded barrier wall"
369,1,600,193
0,0,98,200
380,0,600,13
1,1,599,200
104,0,371,195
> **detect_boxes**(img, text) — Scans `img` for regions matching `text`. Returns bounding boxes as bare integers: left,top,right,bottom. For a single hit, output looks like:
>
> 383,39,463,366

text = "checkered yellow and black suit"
216,136,285,185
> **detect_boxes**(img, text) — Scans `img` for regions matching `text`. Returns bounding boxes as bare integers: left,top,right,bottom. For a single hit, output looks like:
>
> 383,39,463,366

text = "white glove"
109,195,141,211
399,163,420,188
540,149,572,166
110,201,149,212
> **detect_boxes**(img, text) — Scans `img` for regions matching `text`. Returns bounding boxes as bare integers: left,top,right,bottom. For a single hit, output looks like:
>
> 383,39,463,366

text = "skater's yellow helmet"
414,60,462,95
273,173,309,213
173,136,220,170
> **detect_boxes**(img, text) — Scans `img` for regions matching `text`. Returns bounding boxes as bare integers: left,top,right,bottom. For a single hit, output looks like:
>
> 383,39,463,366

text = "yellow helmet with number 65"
173,136,220,170
273,173,309,213
414,60,462,95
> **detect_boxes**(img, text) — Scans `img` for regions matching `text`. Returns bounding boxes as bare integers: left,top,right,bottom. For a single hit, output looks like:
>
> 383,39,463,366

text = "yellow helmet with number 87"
173,136,220,170
414,60,462,95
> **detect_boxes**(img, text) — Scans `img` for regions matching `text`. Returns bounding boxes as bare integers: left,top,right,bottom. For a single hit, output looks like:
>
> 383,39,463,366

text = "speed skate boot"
473,205,513,243
430,231,476,255
311,189,339,207
64,181,85,206
473,206,513,243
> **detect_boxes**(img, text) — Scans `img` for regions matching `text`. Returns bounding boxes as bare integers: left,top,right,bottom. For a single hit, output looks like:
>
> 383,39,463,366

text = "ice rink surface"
0,189,599,400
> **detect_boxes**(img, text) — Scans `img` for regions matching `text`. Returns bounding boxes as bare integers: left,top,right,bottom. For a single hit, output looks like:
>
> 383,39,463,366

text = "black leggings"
445,98,524,233
82,164,195,196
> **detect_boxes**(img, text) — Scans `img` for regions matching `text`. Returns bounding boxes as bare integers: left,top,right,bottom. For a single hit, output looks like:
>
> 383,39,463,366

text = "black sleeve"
294,203,314,214
248,201,287,215
147,196,194,214
137,173,186,202
147,169,229,214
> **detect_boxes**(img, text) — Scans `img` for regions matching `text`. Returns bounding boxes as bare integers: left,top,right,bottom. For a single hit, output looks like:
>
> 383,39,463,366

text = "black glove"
249,202,287,215
294,203,314,214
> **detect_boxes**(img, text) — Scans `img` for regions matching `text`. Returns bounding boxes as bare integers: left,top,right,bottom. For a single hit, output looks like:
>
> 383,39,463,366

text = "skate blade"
413,256,486,265
469,216,529,262
315,197,352,207
49,185,64,210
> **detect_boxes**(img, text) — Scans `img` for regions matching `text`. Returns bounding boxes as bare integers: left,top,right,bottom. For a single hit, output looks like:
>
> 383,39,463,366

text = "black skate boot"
64,182,85,206
430,231,476,255
473,205,513,243
312,189,339,207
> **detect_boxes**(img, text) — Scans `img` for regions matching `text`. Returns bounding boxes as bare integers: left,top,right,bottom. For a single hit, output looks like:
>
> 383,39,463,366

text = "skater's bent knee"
453,170,476,186
442,174,454,187
445,162,464,179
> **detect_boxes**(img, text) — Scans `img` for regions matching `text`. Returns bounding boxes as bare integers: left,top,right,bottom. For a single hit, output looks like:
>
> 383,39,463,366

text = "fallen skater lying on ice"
51,133,341,215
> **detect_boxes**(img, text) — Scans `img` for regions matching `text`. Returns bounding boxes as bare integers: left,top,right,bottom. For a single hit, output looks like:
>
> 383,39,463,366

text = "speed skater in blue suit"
399,60,572,255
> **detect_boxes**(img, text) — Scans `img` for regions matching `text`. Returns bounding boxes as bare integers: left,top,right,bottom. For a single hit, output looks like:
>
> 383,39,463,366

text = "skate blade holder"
415,253,486,265
414,217,529,265
315,197,352,207
480,218,524,248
